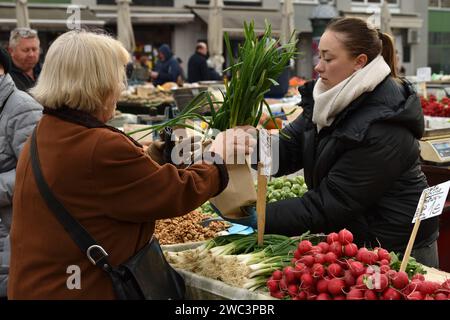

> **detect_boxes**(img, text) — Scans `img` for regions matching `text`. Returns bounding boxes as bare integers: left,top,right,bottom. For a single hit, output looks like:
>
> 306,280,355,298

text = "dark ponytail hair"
326,17,398,78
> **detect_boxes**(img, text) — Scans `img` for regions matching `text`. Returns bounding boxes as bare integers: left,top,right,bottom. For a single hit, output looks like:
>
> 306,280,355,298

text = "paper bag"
210,163,257,219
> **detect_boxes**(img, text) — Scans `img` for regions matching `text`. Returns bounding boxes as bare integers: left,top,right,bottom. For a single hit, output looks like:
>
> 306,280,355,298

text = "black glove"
210,203,257,229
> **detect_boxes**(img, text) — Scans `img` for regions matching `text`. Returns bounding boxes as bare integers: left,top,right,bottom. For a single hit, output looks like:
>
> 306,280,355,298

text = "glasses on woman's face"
11,28,38,38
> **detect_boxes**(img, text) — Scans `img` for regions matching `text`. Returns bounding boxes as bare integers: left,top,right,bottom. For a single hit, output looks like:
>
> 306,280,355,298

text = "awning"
0,4,104,27
191,6,281,37
343,11,423,29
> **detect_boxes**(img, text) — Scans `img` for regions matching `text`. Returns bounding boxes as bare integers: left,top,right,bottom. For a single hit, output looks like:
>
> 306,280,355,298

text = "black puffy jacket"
265,77,439,252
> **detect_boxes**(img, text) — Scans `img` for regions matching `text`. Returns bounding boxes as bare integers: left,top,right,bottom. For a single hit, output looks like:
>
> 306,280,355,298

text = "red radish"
343,243,358,257
279,279,288,291
412,274,425,282
347,288,364,300
294,249,302,260
338,229,354,244
288,284,299,297
291,258,297,265
377,248,390,262
317,293,332,300
311,263,325,278
325,252,338,264
348,261,366,278
343,270,356,287
380,265,391,274
360,251,378,265
382,288,402,300
300,273,315,290
327,232,339,244
329,241,343,258
300,255,315,268
403,281,420,296
267,278,279,293
318,242,330,254
283,266,296,284
271,291,285,299
379,259,390,266
356,274,367,286
317,279,330,293
407,291,423,300
372,273,389,292
392,271,409,290
297,291,307,300
385,270,397,281
327,278,346,296
298,240,313,254
294,262,308,279
314,253,326,265
418,281,441,295
435,293,448,300
328,263,344,278
441,279,450,291
272,270,283,281
424,295,435,300
364,290,379,300
310,246,323,254
356,247,369,262
334,295,346,300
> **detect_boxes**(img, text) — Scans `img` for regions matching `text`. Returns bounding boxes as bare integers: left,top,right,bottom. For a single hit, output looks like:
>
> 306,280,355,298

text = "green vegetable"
389,252,427,279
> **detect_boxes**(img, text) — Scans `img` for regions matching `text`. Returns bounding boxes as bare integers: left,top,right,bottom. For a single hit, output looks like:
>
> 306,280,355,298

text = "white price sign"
413,180,450,223
416,67,432,83
259,129,272,176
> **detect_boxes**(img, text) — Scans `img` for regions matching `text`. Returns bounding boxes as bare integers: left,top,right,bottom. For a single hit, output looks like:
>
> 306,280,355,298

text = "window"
97,0,174,6
196,0,262,5
429,0,450,8
352,0,399,5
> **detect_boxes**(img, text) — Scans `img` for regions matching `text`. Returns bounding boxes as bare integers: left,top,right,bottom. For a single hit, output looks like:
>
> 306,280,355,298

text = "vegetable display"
266,229,449,300
165,232,323,291
155,211,230,245
266,176,308,203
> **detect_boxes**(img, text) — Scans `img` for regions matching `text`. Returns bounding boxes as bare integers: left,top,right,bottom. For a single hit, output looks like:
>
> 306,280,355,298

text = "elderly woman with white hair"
7,31,254,300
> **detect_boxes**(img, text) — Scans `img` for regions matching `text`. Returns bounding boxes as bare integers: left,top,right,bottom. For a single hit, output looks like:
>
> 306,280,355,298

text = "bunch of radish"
266,229,450,300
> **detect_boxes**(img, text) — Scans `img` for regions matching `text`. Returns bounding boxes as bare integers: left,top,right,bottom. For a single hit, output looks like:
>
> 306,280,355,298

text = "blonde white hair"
30,30,130,114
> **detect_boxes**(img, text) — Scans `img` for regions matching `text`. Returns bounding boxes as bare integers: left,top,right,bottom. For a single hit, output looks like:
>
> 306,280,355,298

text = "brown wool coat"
8,112,227,300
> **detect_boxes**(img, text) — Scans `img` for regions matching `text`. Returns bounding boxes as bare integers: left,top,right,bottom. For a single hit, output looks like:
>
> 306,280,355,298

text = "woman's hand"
207,127,257,164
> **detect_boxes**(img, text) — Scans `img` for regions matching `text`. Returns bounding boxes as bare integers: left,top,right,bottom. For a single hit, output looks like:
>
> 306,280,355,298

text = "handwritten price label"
413,180,450,223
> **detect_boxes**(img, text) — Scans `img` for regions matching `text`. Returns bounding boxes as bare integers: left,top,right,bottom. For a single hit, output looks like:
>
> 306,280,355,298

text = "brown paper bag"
210,163,257,219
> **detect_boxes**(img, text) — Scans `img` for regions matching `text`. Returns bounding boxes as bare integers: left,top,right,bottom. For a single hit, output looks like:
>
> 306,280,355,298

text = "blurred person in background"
0,47,42,300
8,28,41,91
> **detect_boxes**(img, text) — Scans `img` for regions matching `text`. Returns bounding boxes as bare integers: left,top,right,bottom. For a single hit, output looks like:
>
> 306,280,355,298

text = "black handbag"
29,127,185,300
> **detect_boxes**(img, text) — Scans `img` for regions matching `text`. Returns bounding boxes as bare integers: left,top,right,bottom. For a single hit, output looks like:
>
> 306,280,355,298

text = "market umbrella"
280,0,295,45
116,0,135,53
16,0,30,28
380,1,392,35
207,0,224,74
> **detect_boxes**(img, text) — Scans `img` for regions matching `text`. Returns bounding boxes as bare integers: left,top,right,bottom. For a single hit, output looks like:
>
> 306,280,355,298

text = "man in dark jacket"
8,28,41,91
151,44,181,86
264,78,439,264
188,42,209,83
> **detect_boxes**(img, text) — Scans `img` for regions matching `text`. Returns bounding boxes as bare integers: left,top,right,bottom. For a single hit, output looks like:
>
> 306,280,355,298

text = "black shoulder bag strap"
29,127,113,271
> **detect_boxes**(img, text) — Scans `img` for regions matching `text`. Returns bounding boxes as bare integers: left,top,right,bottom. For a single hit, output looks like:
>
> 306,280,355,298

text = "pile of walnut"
155,211,230,245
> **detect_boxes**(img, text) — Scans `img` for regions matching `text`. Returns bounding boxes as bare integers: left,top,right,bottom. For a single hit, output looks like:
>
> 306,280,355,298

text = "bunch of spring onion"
127,21,298,140
164,232,324,291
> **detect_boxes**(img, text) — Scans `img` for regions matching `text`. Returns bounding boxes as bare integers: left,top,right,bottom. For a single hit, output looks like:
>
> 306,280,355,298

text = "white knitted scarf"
312,55,391,132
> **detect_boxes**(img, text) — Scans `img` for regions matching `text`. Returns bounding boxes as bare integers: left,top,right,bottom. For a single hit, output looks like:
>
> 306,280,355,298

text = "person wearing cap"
150,44,182,86
0,47,42,299
8,27,41,91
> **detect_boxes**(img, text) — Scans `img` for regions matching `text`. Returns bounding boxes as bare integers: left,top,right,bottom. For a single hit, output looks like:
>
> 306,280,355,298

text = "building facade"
0,0,430,79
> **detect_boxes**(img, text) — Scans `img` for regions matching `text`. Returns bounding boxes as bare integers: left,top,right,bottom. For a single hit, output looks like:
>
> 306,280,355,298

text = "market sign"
413,180,450,223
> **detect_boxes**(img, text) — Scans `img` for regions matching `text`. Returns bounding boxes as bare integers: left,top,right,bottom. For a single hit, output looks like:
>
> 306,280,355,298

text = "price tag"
413,180,450,223
259,129,272,176
416,67,432,83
